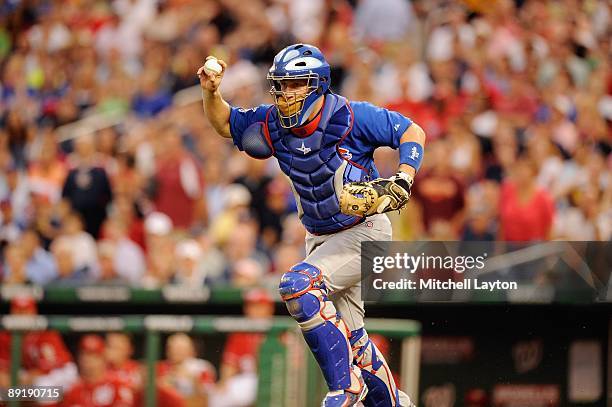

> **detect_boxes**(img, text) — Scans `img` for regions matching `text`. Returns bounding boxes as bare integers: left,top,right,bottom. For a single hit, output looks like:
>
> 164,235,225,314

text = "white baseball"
204,58,223,75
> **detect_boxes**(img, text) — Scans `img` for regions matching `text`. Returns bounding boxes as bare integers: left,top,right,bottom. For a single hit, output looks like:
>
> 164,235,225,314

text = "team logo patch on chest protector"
264,94,365,234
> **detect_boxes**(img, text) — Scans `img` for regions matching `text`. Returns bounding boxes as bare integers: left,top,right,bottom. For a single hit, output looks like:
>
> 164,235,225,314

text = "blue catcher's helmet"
267,44,331,128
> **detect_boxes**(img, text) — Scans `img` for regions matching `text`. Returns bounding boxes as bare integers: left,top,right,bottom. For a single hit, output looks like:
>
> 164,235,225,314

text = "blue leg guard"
279,263,366,405
350,328,402,407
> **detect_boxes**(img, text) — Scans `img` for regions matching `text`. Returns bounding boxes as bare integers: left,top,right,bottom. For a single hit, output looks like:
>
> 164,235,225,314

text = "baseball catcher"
198,44,425,407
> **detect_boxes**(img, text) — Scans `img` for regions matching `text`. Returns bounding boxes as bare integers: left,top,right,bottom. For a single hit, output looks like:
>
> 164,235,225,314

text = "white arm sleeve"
33,362,79,390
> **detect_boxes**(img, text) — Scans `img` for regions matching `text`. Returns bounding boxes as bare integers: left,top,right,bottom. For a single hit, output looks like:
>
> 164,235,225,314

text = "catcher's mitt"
339,172,413,217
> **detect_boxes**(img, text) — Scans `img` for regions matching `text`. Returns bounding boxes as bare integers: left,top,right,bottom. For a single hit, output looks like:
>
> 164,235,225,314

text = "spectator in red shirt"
106,195,146,251
208,288,275,407
0,296,78,390
412,140,466,237
152,126,204,230
489,75,538,126
499,154,555,241
430,79,468,134
61,335,136,407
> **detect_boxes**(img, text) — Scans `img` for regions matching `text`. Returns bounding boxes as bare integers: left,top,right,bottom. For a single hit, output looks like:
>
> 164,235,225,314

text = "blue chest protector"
265,94,369,235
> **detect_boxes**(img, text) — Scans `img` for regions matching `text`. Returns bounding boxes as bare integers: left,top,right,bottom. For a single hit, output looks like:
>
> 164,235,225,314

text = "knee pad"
278,262,342,329
278,263,353,390
351,328,400,407
279,262,326,324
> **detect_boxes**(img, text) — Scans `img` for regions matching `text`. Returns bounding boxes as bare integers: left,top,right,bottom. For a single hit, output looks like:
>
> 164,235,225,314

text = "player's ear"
317,77,328,95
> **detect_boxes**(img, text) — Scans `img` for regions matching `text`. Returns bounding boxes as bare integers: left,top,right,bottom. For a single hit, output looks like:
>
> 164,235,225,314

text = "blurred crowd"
0,0,611,289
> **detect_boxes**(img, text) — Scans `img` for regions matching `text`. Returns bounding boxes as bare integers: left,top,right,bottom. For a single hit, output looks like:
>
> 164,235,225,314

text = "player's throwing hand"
197,56,227,93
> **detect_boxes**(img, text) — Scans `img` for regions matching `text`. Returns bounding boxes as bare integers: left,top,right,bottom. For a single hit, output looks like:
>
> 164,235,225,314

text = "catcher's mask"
267,44,331,128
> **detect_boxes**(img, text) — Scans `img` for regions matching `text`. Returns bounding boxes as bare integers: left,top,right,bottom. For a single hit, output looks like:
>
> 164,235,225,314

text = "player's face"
166,335,194,364
277,79,309,116
105,334,132,365
280,79,309,93
79,352,106,377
